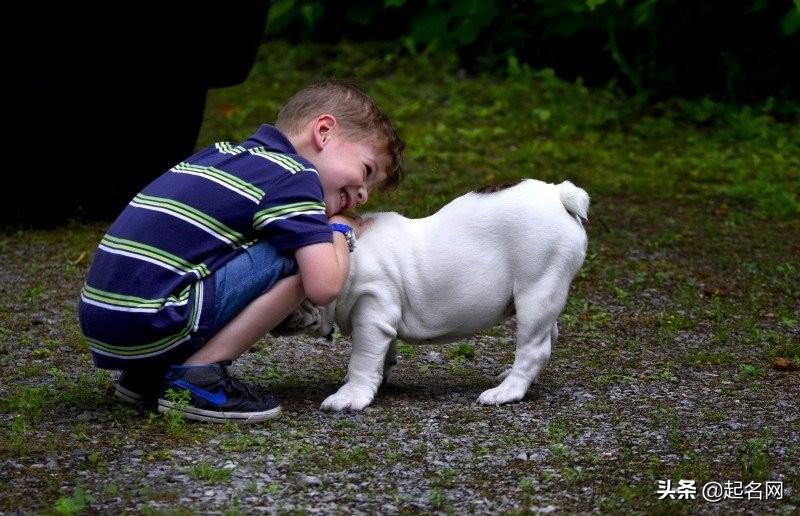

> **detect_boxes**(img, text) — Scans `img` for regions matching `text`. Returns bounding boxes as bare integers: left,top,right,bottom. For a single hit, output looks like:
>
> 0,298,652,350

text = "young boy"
78,79,404,423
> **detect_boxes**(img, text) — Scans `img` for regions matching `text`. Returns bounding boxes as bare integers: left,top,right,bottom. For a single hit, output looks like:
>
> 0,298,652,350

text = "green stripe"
254,206,325,227
216,141,245,155
133,194,245,245
250,148,298,170
254,210,326,229
254,201,325,224
254,203,325,227
101,235,210,277
83,284,165,307
174,163,264,200
254,204,325,226
250,147,304,172
83,284,190,308
87,283,201,355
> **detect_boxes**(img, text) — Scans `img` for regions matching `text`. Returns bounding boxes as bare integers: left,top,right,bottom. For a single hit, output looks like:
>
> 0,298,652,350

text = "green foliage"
3,385,49,422
52,487,94,515
450,342,475,360
189,461,233,483
262,1,800,105
395,339,415,357
740,434,771,481
206,40,800,220
161,388,191,436
8,416,30,455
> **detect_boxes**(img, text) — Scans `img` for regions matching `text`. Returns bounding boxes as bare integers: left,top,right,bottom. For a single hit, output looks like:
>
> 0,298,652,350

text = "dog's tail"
557,181,590,224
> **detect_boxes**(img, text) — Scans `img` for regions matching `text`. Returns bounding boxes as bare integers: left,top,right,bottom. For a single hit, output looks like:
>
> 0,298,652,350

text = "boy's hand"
329,215,374,238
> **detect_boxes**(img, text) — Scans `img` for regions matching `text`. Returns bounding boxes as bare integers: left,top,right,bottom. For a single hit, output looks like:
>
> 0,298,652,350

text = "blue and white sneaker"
157,362,281,423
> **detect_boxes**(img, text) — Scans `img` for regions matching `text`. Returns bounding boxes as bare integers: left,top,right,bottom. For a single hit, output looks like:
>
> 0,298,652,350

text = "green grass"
188,461,233,483
202,41,800,221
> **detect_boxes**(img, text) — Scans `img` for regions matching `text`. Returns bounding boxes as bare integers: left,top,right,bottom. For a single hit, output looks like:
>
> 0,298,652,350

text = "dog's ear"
270,314,302,337
270,299,322,337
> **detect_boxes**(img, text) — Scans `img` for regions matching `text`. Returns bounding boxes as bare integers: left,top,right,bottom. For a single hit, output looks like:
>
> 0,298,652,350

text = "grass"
188,461,233,483
0,39,799,513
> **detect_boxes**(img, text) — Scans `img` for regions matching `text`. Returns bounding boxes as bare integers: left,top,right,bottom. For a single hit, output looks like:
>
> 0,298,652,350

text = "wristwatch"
330,223,356,252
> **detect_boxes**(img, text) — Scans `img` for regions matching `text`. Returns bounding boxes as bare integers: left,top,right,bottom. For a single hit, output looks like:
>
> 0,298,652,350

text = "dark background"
3,0,798,225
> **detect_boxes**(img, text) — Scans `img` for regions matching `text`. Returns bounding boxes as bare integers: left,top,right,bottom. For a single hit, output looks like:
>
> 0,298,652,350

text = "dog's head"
271,299,337,339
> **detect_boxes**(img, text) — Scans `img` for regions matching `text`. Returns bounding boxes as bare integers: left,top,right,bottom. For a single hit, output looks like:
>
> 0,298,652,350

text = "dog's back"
343,178,589,342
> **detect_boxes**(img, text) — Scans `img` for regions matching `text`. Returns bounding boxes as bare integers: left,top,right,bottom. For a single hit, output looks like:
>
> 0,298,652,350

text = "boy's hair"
276,79,405,191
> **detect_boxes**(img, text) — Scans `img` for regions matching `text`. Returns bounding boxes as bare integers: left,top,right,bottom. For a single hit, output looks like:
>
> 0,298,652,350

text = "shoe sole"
157,399,281,423
114,383,144,404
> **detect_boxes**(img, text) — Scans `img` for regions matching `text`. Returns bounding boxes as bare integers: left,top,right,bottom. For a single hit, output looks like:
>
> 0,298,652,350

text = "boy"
78,79,404,423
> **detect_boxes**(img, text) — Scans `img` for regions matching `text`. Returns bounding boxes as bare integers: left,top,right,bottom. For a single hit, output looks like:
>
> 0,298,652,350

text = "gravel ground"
1,210,798,514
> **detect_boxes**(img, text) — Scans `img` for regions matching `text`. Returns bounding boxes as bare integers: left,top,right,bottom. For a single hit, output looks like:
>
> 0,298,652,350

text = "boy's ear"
312,114,337,150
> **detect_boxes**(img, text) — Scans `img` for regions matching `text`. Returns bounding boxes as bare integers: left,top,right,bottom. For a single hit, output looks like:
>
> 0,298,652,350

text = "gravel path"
1,215,798,514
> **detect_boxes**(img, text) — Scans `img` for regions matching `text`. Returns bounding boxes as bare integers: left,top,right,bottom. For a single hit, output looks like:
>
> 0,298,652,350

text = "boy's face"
314,133,388,217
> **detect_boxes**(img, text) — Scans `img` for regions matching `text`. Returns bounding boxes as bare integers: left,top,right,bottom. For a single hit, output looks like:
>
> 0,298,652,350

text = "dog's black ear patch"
474,179,523,194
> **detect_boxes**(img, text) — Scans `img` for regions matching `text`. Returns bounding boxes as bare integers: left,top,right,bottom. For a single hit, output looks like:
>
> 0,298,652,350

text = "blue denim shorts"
205,240,299,337
115,241,298,369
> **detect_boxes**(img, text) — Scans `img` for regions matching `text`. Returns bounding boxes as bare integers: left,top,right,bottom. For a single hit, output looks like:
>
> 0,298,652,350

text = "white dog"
277,179,589,410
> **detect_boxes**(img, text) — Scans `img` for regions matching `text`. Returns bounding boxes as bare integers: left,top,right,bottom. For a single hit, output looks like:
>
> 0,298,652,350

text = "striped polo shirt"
79,125,333,368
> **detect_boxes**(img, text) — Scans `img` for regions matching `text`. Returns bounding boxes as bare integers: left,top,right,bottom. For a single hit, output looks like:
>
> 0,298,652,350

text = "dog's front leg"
321,317,396,411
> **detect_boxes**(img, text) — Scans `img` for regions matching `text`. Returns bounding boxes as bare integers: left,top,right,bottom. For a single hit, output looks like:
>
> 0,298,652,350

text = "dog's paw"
320,383,375,411
477,383,527,406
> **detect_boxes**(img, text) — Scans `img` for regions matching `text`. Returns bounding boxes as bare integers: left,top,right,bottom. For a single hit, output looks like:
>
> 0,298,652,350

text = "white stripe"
249,149,301,173
163,298,190,307
254,209,326,230
171,168,260,203
90,334,193,360
215,142,245,155
81,295,160,313
130,201,236,246
80,294,189,313
192,282,203,333
98,244,188,276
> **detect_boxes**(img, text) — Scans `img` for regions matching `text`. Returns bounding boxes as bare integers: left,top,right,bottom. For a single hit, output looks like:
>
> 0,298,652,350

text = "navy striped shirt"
79,125,332,368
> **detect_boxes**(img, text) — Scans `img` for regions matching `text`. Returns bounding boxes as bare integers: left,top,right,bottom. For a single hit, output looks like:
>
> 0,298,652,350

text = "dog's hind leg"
495,322,558,383
478,280,567,405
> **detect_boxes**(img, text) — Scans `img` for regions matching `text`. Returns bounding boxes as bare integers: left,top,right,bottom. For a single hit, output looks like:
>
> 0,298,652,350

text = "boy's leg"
158,243,307,423
183,274,305,365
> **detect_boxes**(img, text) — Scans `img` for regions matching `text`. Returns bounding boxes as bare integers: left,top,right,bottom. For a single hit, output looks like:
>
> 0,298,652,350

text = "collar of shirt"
247,124,296,153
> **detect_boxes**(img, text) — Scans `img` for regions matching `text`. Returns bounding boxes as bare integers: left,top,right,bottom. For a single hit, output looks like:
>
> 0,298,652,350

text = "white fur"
284,179,589,410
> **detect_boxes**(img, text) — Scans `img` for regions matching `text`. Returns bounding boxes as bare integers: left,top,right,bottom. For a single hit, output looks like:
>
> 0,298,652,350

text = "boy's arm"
295,231,350,306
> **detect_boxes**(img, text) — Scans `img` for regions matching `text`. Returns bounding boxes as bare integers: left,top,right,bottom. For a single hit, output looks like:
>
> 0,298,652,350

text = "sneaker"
157,362,281,423
114,366,167,407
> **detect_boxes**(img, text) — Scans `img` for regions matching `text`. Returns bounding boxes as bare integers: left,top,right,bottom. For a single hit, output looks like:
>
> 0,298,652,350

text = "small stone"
301,474,322,486
381,503,398,513
130,449,144,457
426,351,444,364
531,505,557,513
204,490,215,497
222,461,236,470
516,452,529,461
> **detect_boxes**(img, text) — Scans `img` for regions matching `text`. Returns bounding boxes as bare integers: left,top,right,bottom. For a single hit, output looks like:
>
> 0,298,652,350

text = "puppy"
276,179,589,410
